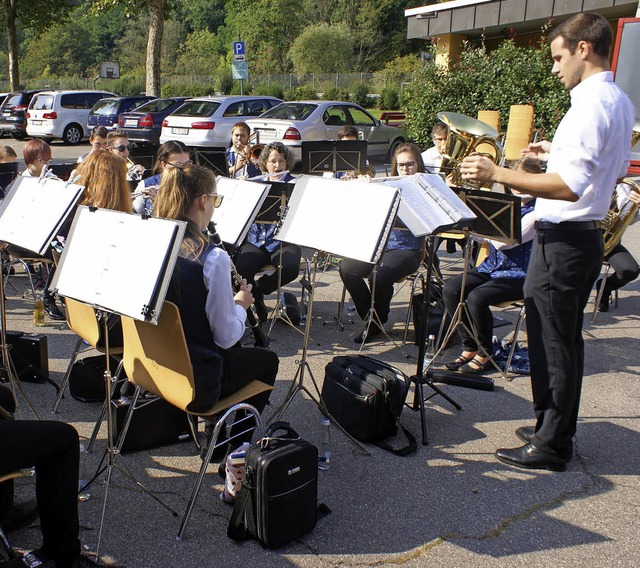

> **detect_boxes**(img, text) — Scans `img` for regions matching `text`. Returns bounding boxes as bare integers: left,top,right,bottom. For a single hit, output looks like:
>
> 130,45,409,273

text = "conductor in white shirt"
460,12,635,472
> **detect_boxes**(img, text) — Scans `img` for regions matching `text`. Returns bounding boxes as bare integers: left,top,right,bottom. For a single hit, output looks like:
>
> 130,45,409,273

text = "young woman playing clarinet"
153,163,278,457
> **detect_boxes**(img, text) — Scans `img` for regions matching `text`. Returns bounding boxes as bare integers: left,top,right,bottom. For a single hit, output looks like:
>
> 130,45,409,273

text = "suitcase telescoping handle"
261,421,301,449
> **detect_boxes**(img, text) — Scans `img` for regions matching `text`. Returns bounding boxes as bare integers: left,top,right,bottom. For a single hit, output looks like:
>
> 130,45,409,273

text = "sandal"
459,357,492,374
445,353,475,371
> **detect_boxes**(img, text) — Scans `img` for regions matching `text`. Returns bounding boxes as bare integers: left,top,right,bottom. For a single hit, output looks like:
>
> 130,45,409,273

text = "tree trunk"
145,0,165,96
3,0,19,91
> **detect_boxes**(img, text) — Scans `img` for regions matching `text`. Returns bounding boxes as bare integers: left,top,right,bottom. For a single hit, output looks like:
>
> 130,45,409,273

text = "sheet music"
275,175,399,264
213,177,270,246
376,173,476,236
52,207,186,323
0,176,85,255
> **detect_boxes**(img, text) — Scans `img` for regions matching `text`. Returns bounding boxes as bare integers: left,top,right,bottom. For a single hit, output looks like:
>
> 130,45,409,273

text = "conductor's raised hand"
521,140,551,161
460,153,497,183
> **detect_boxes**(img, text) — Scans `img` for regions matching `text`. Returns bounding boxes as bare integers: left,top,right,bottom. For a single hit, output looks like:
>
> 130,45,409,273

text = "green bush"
378,87,399,111
253,83,286,100
285,85,317,101
350,82,370,107
109,74,145,96
323,85,348,101
404,38,569,148
219,73,234,95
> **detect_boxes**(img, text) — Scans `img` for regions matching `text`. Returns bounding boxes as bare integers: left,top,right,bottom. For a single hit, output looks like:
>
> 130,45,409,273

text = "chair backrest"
65,298,101,348
477,110,500,133
120,301,196,412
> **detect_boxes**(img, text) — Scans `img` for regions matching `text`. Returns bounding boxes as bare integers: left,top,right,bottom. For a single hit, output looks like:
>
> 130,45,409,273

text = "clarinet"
206,222,270,348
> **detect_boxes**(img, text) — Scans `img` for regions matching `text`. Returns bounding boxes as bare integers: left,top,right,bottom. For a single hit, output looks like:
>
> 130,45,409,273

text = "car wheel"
63,124,83,145
11,132,26,140
386,138,405,163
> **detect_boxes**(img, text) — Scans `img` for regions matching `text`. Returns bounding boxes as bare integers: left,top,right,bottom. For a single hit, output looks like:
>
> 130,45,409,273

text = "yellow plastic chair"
119,301,273,540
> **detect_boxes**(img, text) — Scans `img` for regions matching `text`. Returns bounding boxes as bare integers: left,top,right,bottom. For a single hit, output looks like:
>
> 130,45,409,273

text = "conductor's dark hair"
549,12,612,58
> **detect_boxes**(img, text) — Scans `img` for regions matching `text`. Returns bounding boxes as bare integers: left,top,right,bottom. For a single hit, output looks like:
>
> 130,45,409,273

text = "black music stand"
427,189,522,391
0,175,86,417
270,175,400,452
51,206,186,555
301,140,367,175
0,162,18,198
191,146,228,176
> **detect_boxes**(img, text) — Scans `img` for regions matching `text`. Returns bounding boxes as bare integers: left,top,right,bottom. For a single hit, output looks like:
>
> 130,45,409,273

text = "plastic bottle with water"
423,334,436,370
318,418,331,470
78,443,91,501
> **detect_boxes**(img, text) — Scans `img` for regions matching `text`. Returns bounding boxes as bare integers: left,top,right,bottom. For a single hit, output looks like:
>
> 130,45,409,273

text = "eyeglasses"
397,161,416,169
207,193,224,208
110,144,132,152
166,160,192,168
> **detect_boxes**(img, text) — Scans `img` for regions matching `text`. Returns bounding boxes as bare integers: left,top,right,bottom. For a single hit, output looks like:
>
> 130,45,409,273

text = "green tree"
1,0,74,89
289,23,354,74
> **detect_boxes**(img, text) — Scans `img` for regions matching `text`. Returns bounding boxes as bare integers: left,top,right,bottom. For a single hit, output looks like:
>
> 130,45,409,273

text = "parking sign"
233,42,245,56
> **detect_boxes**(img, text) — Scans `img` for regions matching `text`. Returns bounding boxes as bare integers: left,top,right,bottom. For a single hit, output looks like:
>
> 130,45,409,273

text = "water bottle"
78,443,91,502
34,294,45,327
423,334,436,369
318,418,331,470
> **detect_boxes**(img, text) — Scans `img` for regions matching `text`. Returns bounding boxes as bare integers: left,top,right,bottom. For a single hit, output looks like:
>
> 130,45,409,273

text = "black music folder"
301,140,368,174
254,180,295,224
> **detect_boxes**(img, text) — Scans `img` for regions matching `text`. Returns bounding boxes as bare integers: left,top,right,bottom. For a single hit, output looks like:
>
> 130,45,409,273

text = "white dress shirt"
536,71,635,223
421,146,443,174
202,245,247,350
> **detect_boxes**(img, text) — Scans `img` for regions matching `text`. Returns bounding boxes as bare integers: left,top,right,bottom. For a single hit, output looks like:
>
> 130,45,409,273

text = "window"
173,101,220,117
222,101,244,117
92,100,119,115
323,106,348,126
260,103,316,121
134,99,176,113
347,107,375,127
30,95,54,111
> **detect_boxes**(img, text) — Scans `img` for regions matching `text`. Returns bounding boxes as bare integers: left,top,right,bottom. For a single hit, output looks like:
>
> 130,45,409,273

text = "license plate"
257,128,276,136
171,127,188,135
31,120,42,126
124,119,138,127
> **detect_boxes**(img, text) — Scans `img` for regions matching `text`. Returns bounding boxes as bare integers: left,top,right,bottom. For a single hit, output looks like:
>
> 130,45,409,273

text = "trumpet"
127,157,145,181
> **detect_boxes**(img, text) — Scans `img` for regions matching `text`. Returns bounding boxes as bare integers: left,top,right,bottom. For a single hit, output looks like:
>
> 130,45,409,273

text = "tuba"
601,177,640,257
437,111,504,190
600,126,640,256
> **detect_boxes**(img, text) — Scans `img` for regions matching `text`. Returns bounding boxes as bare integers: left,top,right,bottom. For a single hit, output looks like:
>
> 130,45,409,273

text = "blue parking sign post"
232,40,247,94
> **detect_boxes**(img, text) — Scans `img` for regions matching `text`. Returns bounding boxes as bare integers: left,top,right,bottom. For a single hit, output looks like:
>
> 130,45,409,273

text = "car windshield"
4,94,26,108
260,103,317,121
92,100,119,115
132,99,178,114
30,95,54,111
172,101,220,117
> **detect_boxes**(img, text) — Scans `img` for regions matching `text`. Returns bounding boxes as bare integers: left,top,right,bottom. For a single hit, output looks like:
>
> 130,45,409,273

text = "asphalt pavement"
2,143,639,567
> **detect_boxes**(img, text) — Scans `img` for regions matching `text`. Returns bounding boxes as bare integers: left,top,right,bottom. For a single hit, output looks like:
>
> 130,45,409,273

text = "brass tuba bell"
437,111,504,190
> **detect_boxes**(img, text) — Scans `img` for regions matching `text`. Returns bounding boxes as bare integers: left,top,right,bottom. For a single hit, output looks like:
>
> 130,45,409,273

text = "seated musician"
421,121,448,175
442,157,541,374
76,151,133,214
132,140,191,214
596,182,640,311
153,163,278,452
21,139,52,177
234,142,302,322
77,126,109,164
339,143,425,343
226,122,261,179
107,130,145,181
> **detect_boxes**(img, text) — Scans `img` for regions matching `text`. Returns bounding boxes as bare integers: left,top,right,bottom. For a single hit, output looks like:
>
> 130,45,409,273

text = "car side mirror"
376,119,382,127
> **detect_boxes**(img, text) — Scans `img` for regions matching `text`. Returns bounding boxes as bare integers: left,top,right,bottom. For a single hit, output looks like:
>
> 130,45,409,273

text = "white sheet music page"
275,175,399,264
213,177,270,246
53,207,185,322
379,173,476,236
0,176,85,254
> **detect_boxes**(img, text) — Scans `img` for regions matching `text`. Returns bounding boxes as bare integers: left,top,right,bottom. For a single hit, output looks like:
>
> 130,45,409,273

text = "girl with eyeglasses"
340,143,426,343
153,163,278,450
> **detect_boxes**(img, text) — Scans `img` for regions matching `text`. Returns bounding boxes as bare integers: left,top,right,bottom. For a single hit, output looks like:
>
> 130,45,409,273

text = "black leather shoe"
0,499,38,532
598,294,610,312
495,443,567,472
44,299,65,321
253,292,268,323
515,425,535,444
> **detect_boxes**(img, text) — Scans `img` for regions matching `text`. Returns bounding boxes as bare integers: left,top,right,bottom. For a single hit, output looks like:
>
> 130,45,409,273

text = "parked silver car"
160,95,282,148
244,101,406,164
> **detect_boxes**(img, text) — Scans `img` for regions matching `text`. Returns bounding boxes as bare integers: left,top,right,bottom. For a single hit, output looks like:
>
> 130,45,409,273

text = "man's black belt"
535,220,600,232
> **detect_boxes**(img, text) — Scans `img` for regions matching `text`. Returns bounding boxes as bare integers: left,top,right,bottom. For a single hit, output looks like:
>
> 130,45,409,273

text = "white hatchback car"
160,95,281,147
27,90,115,144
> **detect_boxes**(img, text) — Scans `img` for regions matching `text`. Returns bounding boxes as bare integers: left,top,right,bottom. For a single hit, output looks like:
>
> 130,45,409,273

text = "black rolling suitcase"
228,422,319,548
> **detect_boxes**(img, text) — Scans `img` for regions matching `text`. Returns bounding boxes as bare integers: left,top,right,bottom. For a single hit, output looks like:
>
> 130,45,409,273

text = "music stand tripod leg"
266,253,370,455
